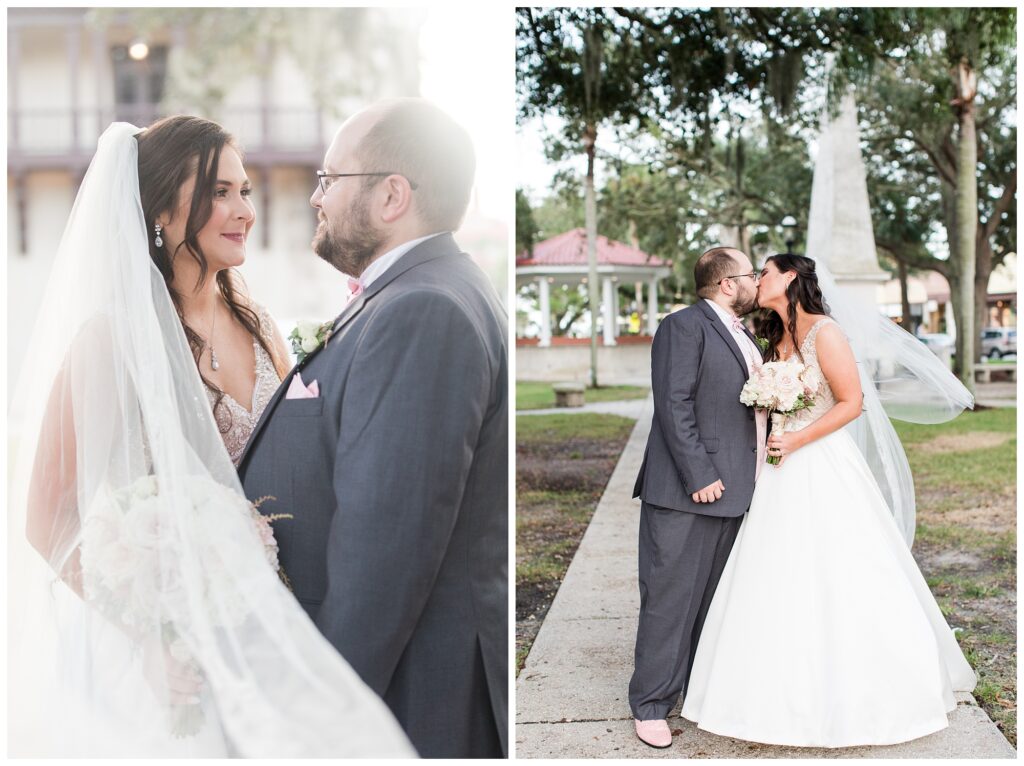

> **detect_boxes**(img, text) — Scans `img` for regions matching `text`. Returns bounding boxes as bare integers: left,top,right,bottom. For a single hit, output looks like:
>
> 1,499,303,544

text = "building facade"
8,7,428,395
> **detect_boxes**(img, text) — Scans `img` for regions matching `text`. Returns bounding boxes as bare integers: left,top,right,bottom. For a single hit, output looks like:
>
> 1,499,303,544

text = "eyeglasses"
720,271,760,285
316,170,419,195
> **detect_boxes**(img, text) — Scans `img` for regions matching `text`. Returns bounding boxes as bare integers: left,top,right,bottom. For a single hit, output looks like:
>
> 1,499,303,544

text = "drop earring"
154,223,163,248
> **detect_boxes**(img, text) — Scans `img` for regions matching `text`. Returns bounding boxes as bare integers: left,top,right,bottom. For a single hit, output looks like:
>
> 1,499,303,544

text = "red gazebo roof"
517,228,669,268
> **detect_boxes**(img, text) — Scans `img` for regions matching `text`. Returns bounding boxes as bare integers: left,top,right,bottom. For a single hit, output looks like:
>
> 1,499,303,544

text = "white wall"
517,344,652,387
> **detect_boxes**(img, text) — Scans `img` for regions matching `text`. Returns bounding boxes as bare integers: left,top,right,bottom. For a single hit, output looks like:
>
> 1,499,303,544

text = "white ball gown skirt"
680,427,976,748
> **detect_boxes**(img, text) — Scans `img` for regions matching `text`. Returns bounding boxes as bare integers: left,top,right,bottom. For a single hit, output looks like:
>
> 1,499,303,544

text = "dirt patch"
927,549,985,569
940,504,1017,532
917,486,1016,532
516,420,634,674
913,482,1017,745
918,431,1015,453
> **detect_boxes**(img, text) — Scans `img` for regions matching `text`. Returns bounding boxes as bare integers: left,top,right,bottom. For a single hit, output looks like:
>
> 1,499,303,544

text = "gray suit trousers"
628,502,742,720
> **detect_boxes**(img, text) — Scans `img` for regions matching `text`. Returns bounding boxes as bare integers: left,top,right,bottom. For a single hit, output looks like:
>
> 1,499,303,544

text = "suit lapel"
697,300,749,376
236,233,462,473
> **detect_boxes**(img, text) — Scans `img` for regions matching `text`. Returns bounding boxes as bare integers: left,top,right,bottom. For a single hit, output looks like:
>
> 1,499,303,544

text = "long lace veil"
809,259,974,546
7,123,415,756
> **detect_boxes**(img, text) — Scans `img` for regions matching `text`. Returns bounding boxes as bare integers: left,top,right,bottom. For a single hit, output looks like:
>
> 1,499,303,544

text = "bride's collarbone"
793,315,829,348
776,315,828,358
200,325,259,402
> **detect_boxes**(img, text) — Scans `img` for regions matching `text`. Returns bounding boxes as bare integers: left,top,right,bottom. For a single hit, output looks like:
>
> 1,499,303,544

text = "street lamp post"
781,214,797,253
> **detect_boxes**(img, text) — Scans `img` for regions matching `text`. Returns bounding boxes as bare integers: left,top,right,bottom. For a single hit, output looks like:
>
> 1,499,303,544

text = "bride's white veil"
808,258,974,546
7,122,415,756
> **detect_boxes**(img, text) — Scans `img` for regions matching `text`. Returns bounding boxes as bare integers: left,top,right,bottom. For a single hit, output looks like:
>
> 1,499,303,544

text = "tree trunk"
584,122,600,389
736,221,751,256
948,286,967,379
953,59,978,392
974,234,993,362
939,183,964,375
897,259,913,331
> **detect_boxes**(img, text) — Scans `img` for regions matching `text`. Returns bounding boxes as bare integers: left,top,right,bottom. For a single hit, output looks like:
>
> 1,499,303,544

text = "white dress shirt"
351,231,448,294
703,298,761,369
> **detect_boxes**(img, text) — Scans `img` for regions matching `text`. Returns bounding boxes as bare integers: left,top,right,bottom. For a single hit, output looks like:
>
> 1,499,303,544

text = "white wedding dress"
681,318,976,748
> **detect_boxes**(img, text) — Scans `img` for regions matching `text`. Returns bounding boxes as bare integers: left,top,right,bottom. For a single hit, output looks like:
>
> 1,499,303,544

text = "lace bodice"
204,308,283,464
778,317,838,432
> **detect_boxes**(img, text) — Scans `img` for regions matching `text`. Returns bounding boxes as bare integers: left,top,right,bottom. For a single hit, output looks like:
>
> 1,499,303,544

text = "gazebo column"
538,277,552,347
634,278,643,331
612,280,621,338
602,276,616,346
647,277,659,335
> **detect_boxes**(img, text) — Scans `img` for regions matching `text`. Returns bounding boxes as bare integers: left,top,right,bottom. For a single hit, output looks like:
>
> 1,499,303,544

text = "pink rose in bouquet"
739,361,819,464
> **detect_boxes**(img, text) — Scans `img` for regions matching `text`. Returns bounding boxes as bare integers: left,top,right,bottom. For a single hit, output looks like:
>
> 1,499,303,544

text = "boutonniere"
754,336,770,353
289,319,334,364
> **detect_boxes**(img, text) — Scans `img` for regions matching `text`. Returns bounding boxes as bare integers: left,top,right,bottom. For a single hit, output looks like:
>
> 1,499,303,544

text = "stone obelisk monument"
805,92,889,307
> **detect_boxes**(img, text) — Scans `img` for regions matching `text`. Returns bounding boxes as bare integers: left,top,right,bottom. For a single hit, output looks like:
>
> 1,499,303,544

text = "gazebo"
516,228,672,346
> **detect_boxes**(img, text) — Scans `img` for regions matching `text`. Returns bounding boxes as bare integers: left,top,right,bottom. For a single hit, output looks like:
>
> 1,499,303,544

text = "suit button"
751,447,756,452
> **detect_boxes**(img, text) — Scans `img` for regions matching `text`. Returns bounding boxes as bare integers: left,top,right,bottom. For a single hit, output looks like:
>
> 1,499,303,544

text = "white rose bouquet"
80,475,290,737
739,360,820,464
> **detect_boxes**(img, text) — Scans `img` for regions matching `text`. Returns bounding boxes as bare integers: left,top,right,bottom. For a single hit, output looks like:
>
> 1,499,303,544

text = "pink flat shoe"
634,718,672,748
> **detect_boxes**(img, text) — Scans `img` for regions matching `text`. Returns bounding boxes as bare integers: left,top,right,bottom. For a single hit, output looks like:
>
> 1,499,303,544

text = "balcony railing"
8,105,327,170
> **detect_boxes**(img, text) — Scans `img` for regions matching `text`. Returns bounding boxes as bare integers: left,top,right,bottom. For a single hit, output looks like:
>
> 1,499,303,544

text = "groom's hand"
692,479,725,504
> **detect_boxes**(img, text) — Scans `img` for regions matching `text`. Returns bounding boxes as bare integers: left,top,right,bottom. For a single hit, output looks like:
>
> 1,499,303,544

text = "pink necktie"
347,278,364,303
732,316,768,481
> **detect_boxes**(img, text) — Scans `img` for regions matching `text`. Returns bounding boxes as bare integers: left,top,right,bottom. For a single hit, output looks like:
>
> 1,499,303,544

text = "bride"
680,254,977,747
135,116,293,464
8,121,415,756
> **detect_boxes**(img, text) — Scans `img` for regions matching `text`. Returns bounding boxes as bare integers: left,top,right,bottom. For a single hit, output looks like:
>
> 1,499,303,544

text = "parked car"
917,333,955,367
980,327,1017,359
918,332,954,352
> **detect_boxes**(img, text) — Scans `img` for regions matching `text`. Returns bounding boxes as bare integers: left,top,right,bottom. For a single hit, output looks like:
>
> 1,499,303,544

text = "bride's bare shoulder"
812,317,853,356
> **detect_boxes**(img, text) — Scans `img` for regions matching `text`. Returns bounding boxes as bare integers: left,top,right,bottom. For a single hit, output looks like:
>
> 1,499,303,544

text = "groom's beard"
732,290,758,316
312,197,385,278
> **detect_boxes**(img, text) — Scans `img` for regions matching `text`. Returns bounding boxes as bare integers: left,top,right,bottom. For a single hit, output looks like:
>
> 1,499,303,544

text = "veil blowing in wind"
7,122,414,757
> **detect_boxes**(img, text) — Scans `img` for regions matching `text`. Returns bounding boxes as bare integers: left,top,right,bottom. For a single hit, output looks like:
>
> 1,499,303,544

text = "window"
110,45,168,123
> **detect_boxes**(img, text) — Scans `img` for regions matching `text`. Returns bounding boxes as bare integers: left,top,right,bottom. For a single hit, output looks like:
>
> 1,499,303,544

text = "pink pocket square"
285,372,319,399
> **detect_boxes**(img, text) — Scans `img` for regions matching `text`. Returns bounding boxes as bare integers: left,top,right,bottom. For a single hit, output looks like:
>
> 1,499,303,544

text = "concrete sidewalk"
975,380,1017,408
515,395,1016,758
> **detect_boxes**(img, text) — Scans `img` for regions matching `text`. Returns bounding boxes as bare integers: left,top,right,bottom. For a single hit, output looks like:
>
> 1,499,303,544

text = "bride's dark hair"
136,116,286,427
760,253,831,363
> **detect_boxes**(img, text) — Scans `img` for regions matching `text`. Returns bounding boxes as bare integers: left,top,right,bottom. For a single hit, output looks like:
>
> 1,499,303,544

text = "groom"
238,99,508,758
629,247,766,748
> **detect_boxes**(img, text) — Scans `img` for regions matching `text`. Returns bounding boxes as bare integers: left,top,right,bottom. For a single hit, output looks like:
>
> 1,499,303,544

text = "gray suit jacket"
633,300,760,517
238,233,508,758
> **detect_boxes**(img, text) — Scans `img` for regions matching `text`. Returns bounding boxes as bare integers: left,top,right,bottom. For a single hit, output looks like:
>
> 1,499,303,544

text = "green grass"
894,410,1016,516
516,490,597,524
892,408,1017,444
926,572,1004,599
985,632,1015,646
516,380,649,410
916,523,1015,554
517,413,638,444
517,538,579,582
912,452,1016,515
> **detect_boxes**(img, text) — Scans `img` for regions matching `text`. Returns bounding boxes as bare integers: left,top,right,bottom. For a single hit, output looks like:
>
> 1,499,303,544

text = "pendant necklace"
208,303,220,371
